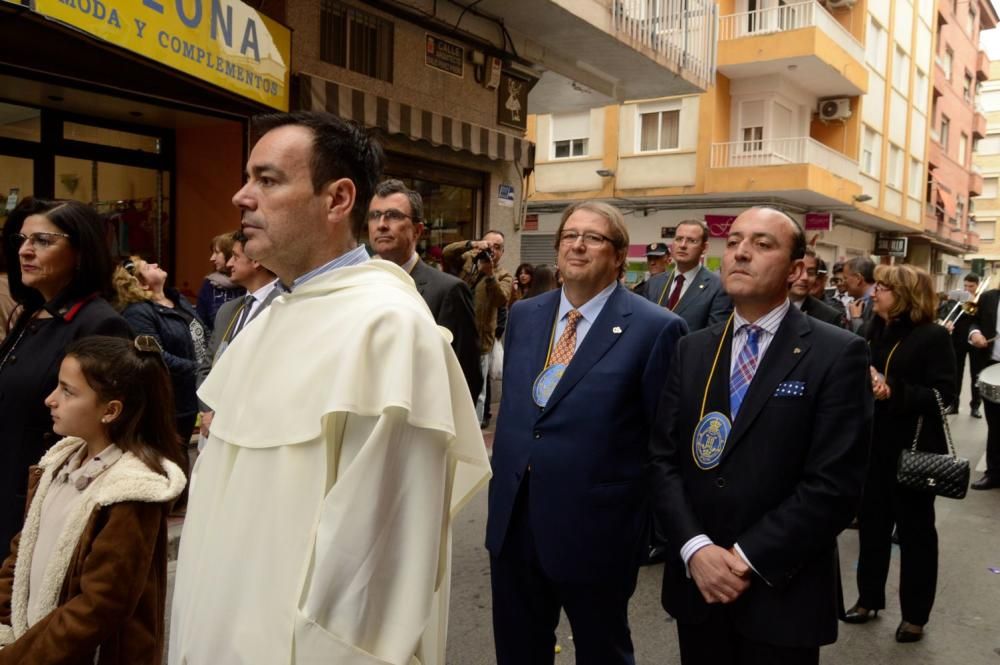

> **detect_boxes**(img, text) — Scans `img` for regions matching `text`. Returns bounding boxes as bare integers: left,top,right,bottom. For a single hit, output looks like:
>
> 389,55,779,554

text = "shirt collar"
402,252,420,274
676,264,701,282
250,279,278,302
733,299,790,335
557,281,617,324
277,245,370,293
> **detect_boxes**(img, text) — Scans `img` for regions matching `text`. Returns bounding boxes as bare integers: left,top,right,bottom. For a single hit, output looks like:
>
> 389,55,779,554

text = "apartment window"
959,133,969,164
866,18,888,71
551,111,590,159
320,0,394,83
980,220,996,240
964,73,974,102
639,104,680,152
980,133,1000,153
943,47,954,80
915,69,928,107
892,47,910,92
887,144,904,189
956,196,965,224
910,158,923,198
940,115,950,149
984,177,999,198
742,126,764,152
862,126,881,176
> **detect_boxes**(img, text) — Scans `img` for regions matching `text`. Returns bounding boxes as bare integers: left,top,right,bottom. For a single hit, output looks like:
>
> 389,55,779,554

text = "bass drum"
976,363,1000,404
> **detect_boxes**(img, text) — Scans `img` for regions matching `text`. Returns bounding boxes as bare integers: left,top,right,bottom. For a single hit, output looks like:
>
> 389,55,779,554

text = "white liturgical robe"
168,260,491,665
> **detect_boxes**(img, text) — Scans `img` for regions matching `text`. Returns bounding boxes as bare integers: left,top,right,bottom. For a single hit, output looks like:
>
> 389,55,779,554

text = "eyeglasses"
873,282,893,293
9,232,72,250
559,230,614,248
366,209,414,223
134,335,164,354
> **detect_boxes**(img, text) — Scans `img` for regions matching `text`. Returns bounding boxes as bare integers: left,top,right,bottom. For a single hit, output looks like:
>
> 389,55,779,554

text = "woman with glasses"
112,257,209,447
0,198,131,561
843,264,956,643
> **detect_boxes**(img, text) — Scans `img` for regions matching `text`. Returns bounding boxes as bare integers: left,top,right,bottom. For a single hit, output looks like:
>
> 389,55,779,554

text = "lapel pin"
793,347,801,354
699,284,705,289
612,326,623,334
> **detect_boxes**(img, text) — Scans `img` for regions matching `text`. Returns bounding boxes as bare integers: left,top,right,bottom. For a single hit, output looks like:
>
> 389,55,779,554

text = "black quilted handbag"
896,389,970,500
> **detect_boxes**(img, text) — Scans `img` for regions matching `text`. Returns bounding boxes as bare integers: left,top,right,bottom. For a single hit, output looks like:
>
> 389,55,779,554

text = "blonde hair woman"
844,263,956,643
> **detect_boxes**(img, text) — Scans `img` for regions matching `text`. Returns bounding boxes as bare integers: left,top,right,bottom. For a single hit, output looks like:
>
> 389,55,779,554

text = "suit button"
715,477,726,488
7,355,15,365
533,431,541,439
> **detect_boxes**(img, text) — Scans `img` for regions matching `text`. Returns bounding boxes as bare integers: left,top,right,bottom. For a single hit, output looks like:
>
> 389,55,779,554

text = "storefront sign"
425,35,463,78
947,265,964,275
873,234,908,257
497,71,529,131
524,214,538,231
498,183,515,207
705,214,737,238
661,226,675,239
33,0,291,110
805,212,832,231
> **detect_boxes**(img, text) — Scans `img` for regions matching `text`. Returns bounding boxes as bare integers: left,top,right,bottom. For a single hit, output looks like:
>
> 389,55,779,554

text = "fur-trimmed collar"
2,437,185,641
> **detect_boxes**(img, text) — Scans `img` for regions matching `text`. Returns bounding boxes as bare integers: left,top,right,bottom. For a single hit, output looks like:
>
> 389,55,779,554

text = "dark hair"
815,256,828,274
965,273,981,284
252,111,385,236
845,256,876,283
676,219,710,244
64,336,186,477
832,261,845,274
2,198,114,313
483,229,505,240
515,262,535,282
374,179,424,222
526,264,559,297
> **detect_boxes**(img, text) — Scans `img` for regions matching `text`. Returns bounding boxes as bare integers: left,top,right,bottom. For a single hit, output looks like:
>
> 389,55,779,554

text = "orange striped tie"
549,310,582,366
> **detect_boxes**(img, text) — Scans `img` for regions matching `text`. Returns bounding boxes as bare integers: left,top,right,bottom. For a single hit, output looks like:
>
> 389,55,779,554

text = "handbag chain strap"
910,388,957,458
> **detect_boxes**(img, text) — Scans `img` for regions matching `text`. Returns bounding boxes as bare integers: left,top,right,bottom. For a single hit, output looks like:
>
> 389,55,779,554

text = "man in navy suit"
647,207,872,664
486,201,687,665
645,219,732,331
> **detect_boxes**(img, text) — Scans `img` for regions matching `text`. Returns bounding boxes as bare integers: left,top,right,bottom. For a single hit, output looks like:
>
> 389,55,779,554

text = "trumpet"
941,276,994,328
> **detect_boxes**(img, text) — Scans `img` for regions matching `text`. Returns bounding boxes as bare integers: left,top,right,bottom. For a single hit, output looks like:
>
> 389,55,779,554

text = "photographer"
444,231,513,426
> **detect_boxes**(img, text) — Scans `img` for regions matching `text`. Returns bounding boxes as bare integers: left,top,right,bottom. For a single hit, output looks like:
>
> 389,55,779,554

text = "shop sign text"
35,0,291,110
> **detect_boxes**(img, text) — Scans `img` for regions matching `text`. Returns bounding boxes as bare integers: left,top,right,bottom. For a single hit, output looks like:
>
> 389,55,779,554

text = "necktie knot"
566,309,582,328
742,324,761,344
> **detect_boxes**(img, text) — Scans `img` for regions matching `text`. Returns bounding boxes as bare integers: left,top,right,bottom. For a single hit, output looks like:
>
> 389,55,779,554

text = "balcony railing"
615,0,719,90
718,0,863,62
710,136,858,181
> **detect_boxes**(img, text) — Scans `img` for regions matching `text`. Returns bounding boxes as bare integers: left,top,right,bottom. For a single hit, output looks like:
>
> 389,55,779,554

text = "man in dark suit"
790,248,847,328
647,206,872,665
969,285,1000,489
486,201,686,665
946,273,983,417
368,179,482,400
844,256,876,335
645,219,732,331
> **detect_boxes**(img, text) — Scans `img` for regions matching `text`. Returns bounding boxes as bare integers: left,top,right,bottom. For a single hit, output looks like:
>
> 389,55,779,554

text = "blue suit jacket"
645,266,732,332
485,284,687,584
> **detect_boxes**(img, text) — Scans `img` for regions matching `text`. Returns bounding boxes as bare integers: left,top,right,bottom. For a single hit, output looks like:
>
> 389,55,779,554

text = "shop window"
64,122,160,154
0,103,40,142
639,104,680,152
0,156,33,226
320,0,393,83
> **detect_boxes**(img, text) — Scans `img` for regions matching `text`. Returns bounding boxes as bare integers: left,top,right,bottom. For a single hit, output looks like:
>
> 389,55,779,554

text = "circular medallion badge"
532,363,566,408
692,411,731,470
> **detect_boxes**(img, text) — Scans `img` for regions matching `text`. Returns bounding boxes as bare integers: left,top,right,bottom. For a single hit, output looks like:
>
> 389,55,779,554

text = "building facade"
968,59,1000,271
0,0,718,292
525,0,994,290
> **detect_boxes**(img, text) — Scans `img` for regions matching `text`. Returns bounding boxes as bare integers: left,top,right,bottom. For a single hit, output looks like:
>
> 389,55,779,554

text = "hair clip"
134,335,163,354
122,259,136,275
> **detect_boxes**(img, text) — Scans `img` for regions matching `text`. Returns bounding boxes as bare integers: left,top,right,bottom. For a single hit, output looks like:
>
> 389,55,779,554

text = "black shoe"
971,474,1000,490
895,621,924,643
971,407,983,418
842,603,879,624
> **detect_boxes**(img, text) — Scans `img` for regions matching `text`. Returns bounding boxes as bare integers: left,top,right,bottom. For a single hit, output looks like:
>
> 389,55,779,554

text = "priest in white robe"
168,113,491,665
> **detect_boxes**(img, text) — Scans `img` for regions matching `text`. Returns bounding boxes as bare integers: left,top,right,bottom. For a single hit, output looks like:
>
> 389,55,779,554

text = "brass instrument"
941,275,996,328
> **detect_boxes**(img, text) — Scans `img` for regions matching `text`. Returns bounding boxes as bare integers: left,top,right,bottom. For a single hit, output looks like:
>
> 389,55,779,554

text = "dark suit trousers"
952,335,982,409
675,605,819,665
490,480,637,665
856,460,938,625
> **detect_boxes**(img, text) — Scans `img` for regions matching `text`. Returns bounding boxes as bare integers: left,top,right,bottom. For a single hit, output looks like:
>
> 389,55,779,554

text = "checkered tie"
549,310,583,366
730,325,762,420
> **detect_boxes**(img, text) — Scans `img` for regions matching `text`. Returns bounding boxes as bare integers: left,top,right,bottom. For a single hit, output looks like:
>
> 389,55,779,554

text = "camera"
475,248,494,264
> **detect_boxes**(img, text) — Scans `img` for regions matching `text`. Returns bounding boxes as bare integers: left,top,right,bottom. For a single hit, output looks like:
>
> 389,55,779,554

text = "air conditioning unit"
824,0,857,9
818,98,852,122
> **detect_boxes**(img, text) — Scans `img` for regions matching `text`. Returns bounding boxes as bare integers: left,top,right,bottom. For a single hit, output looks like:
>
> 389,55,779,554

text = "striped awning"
298,74,534,170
